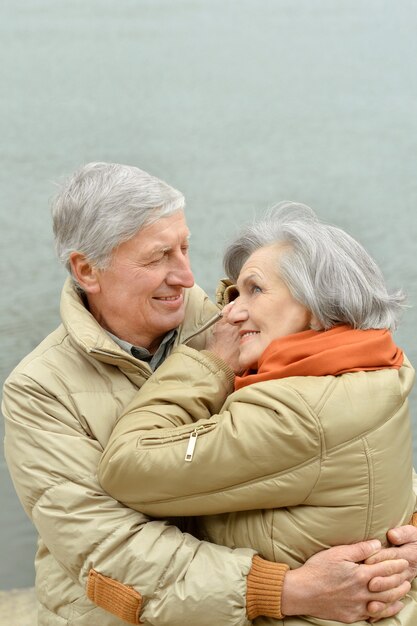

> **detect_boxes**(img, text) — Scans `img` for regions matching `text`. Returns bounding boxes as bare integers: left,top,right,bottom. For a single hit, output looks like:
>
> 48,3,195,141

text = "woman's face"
227,245,314,371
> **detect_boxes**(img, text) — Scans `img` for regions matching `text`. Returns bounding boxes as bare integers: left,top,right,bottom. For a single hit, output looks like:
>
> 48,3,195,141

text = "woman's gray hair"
52,162,185,280
224,201,406,331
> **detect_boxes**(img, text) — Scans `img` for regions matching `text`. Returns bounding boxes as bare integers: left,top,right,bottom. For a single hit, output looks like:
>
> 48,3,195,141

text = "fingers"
329,539,382,563
387,524,417,546
368,569,409,593
365,548,403,565
221,301,236,321
366,558,409,580
368,579,411,606
368,600,405,622
366,555,413,623
369,570,410,593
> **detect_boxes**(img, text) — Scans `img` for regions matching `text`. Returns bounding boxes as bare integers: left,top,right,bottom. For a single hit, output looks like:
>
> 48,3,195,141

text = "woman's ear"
309,314,323,331
69,252,100,294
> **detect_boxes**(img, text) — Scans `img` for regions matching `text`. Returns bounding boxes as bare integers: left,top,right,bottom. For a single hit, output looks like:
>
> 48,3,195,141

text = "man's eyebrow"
146,245,171,258
146,233,191,257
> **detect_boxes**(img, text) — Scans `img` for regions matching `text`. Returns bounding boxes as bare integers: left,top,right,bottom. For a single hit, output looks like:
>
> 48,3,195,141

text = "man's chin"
158,307,186,332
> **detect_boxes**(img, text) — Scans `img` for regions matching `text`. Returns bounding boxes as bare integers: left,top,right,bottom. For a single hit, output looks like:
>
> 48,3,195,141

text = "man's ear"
69,252,100,294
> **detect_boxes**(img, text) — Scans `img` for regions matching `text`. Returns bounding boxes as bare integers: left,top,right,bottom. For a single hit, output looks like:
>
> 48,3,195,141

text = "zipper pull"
184,425,205,462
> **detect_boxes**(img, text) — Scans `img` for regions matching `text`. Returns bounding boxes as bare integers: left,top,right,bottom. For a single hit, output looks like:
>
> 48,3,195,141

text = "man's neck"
107,329,177,371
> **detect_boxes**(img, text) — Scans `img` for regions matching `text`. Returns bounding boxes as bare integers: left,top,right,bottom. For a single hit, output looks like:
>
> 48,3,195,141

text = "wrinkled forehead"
110,210,190,261
228,245,289,294
239,243,290,275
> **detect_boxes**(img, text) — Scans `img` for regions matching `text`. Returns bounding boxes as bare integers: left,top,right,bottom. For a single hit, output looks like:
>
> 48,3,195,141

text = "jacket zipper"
184,425,207,462
139,423,214,462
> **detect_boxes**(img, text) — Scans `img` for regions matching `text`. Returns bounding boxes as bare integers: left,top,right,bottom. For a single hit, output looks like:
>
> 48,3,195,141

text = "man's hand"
364,525,417,621
281,540,411,623
205,303,241,372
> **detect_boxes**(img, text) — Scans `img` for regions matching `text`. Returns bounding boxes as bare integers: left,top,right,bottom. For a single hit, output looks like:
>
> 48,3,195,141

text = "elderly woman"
99,202,417,624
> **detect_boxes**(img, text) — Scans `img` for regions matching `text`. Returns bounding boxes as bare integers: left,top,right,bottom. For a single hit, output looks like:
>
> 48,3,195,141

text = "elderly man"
3,162,417,626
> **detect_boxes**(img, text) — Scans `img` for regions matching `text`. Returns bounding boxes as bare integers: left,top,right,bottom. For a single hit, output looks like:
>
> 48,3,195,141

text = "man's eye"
148,255,164,265
181,244,190,255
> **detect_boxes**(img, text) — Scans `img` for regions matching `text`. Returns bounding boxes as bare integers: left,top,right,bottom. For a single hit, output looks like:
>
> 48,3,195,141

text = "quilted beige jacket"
99,344,417,625
3,279,259,626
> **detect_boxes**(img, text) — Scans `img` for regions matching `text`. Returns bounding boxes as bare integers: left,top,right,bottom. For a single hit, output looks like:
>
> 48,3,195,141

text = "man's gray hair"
52,162,185,278
223,201,406,331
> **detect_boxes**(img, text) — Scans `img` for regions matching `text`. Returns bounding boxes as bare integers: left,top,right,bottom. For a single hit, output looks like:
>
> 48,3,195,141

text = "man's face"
88,211,194,351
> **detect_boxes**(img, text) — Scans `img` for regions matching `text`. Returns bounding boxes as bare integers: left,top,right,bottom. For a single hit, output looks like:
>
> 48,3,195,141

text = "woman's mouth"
240,330,260,342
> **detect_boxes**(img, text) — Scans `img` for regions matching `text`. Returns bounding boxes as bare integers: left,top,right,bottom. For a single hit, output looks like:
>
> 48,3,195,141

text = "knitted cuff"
200,350,236,387
246,555,289,620
87,569,142,624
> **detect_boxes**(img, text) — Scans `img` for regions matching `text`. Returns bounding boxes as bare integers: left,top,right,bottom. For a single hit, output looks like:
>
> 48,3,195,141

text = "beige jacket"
99,344,417,626
3,278,264,626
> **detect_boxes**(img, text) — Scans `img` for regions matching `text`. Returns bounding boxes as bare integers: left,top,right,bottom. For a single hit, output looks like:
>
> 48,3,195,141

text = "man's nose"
167,255,195,287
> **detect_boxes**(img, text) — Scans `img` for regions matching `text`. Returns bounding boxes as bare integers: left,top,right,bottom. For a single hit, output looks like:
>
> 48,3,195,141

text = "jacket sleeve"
2,369,262,626
99,346,321,518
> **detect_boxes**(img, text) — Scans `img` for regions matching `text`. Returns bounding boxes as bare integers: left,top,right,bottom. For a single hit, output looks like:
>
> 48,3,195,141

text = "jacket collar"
59,277,217,367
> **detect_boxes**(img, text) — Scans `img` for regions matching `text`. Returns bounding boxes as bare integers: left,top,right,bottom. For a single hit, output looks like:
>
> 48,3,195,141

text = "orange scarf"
234,325,403,391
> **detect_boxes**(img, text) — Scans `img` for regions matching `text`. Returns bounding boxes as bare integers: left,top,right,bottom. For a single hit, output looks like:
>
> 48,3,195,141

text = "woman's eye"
251,285,262,294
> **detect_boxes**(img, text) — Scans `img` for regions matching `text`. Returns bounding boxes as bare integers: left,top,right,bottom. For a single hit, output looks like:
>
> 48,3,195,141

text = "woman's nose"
226,298,248,324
